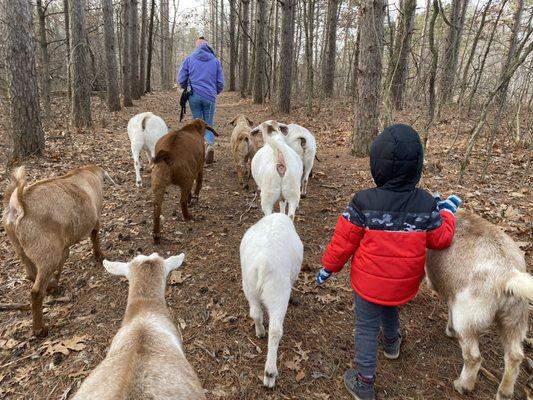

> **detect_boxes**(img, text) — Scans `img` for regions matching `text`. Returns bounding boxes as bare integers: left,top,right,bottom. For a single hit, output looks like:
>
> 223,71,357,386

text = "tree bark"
130,0,141,99
146,0,155,92
64,0,71,105
352,0,385,156
69,0,92,127
2,0,45,157
351,23,361,99
438,0,469,105
303,0,315,113
122,0,133,105
240,0,250,97
322,0,340,97
414,0,431,100
36,0,51,118
278,0,296,113
388,0,416,110
229,0,237,91
101,0,121,111
139,0,147,95
253,0,268,103
160,0,170,89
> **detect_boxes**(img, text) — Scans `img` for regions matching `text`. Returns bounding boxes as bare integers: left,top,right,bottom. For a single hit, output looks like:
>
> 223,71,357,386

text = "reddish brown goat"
151,119,218,243
2,165,112,337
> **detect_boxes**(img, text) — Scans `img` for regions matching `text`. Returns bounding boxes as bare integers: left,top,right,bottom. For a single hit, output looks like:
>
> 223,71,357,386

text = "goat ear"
228,116,238,126
279,123,289,135
164,253,185,275
250,126,260,136
103,260,130,277
246,117,254,127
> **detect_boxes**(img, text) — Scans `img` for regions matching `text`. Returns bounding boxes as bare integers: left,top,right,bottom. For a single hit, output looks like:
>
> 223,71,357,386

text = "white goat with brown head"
72,252,205,400
426,211,532,400
250,120,303,219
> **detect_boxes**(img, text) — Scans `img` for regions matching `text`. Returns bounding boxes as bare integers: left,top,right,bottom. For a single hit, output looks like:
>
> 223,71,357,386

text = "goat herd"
1,111,531,400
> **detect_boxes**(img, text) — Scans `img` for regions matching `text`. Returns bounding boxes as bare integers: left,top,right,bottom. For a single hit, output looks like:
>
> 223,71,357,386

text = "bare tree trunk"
253,0,268,103
160,0,170,89
2,0,45,157
35,0,51,118
414,0,431,100
101,0,121,111
220,0,224,60
457,0,492,106
122,0,133,105
303,0,315,113
388,0,416,110
146,0,155,92
130,0,141,99
271,0,280,95
229,0,237,91
496,0,524,108
438,0,469,105
139,0,147,95
64,0,71,105
322,0,340,97
352,0,385,156
248,0,256,95
240,0,250,97
351,22,361,99
69,0,92,127
278,0,296,113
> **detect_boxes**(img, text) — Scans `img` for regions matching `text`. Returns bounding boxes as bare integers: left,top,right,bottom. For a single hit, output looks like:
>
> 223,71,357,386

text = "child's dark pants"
355,294,400,378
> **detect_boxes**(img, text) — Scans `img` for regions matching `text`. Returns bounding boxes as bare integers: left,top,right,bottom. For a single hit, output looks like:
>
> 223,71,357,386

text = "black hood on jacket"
369,124,423,192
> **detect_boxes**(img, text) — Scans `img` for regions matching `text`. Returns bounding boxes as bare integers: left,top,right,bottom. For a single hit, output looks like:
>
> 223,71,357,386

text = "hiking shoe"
382,332,402,360
205,144,214,164
344,369,375,400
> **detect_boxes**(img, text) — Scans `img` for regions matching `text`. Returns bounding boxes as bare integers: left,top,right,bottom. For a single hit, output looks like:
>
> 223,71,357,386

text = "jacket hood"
369,124,423,191
193,43,216,62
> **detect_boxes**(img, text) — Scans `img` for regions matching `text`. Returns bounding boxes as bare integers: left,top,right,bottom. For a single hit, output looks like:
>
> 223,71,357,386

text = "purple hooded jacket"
177,44,224,103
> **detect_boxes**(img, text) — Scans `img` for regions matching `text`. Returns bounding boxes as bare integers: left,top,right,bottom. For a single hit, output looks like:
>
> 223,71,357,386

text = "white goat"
251,120,303,219
426,211,532,400
127,112,168,187
240,213,303,388
284,124,317,197
72,252,205,400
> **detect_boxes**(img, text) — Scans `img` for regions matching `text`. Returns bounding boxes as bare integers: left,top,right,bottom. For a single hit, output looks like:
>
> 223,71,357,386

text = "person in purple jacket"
177,37,224,164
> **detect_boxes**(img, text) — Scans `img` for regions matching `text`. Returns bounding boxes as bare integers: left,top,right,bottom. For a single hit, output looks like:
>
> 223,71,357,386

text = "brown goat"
72,253,205,400
151,119,218,243
2,165,111,337
426,211,532,400
229,114,258,190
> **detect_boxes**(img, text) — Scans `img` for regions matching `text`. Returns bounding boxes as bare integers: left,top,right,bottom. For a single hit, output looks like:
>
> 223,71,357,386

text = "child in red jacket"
316,124,460,400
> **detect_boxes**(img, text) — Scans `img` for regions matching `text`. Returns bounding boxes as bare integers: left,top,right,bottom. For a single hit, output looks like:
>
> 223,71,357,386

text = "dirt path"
0,92,531,399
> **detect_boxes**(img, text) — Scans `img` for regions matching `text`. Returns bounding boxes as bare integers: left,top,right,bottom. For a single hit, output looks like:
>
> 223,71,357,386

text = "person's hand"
315,268,332,285
435,193,462,214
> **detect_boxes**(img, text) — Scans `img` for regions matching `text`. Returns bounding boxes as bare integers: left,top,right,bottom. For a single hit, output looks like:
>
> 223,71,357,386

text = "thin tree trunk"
322,0,340,97
248,0,256,95
303,0,315,113
64,0,71,105
130,0,141,99
122,0,133,105
2,0,45,157
102,0,121,111
414,0,431,101
146,0,155,92
139,0,147,95
69,0,92,127
36,0,51,118
278,0,296,113
229,0,237,91
240,0,250,97
352,0,385,156
160,0,170,89
271,0,280,95
220,0,224,60
351,22,361,99
253,0,268,103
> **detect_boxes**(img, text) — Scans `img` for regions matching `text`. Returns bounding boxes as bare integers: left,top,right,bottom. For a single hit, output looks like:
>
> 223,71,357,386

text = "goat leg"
90,223,104,263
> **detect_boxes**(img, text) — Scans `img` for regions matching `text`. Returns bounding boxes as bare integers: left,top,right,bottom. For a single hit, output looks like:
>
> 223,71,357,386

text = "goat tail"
506,271,533,302
3,166,26,225
205,123,219,137
140,112,153,131
255,254,269,295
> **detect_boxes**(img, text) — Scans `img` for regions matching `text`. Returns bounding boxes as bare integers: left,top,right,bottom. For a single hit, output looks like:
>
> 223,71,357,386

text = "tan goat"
426,210,532,400
71,253,205,400
151,119,218,244
229,114,258,190
2,165,111,337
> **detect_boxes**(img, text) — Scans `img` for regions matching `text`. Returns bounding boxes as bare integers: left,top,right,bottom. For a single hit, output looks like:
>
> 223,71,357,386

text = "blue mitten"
436,194,462,214
315,268,332,285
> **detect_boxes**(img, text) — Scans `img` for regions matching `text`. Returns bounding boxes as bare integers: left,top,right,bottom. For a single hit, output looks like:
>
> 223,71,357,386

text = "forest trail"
0,91,531,400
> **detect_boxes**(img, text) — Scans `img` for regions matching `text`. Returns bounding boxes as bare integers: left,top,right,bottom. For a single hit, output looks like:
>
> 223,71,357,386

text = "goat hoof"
94,252,104,263
454,378,474,394
445,326,456,338
243,184,249,191
33,325,49,338
496,390,512,400
263,370,277,388
136,181,142,188
153,234,161,244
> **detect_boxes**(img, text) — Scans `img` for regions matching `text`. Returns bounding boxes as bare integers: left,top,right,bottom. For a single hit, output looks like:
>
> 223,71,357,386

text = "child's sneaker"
344,369,375,400
382,332,402,359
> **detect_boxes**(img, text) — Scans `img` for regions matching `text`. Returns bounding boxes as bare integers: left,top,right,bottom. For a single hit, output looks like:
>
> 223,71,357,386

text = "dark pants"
354,294,399,378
